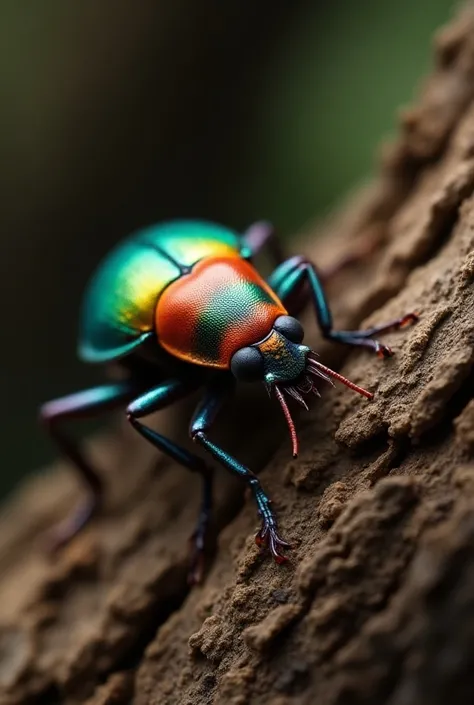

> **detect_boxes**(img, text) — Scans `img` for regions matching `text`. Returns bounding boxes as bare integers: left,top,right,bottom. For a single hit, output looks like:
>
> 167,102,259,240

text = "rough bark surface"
2,6,474,705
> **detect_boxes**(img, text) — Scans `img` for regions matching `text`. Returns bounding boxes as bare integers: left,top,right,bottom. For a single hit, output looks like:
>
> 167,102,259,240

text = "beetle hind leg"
187,477,213,585
241,221,284,265
39,381,138,551
44,495,98,553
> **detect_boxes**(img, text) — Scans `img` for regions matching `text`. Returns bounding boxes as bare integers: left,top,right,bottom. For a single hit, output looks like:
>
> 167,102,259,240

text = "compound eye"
273,315,304,343
230,347,264,382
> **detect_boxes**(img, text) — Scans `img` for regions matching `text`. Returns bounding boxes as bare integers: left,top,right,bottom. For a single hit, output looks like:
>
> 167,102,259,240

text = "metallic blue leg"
241,221,284,265
190,378,291,564
269,256,418,356
39,380,139,549
268,255,313,318
126,379,213,584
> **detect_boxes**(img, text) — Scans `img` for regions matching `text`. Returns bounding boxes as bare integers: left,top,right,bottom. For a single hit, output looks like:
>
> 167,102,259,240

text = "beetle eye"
273,315,304,343
230,346,264,382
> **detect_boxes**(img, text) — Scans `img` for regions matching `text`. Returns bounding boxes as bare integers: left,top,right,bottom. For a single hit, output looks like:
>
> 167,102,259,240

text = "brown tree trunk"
2,5,474,705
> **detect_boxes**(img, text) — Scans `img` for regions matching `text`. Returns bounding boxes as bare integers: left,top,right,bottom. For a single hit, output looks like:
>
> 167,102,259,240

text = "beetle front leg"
191,380,291,564
39,380,139,550
126,379,213,585
268,256,418,356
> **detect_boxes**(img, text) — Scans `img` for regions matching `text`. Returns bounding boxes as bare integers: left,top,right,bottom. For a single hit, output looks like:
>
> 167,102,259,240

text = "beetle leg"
39,380,139,550
267,255,308,315
126,379,213,585
190,379,291,565
241,221,284,265
268,256,418,356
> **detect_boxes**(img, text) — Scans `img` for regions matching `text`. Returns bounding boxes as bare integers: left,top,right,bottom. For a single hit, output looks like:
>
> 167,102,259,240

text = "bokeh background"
1,0,453,497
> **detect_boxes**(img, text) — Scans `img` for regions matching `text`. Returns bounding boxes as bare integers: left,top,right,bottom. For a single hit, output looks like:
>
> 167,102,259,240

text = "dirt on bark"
1,5,474,705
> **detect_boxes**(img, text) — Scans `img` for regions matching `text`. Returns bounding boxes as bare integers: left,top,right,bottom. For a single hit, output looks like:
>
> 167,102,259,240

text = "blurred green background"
0,0,453,497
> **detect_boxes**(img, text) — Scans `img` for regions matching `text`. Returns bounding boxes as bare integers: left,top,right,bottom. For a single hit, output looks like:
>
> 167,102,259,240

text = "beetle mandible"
40,220,417,583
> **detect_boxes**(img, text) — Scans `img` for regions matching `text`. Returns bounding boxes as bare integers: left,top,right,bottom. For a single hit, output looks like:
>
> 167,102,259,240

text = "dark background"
0,0,452,497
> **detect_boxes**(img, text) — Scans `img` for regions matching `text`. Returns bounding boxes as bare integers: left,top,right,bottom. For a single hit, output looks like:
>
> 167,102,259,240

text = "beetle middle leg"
126,379,214,585
191,378,291,564
268,256,418,357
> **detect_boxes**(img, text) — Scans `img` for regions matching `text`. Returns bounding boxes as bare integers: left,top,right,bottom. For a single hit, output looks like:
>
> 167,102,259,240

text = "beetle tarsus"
362,310,420,340
327,310,419,358
255,521,291,564
398,312,420,328
376,342,393,358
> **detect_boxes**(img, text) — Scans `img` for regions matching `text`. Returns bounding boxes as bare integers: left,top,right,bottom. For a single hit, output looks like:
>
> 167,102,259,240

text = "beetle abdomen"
156,256,287,368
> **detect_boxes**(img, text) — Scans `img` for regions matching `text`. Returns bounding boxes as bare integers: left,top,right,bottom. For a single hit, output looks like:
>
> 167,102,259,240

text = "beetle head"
230,314,373,458
230,316,307,386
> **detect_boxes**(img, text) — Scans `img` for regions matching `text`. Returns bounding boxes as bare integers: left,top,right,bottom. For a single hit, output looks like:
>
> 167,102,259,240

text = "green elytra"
40,220,418,584
79,220,245,364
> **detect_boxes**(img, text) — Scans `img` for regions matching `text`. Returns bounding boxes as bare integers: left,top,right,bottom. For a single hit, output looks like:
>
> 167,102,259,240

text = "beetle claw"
375,342,394,358
255,522,291,564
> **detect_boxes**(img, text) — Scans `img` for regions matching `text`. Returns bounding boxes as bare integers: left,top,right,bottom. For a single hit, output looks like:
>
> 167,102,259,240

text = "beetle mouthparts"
272,353,373,459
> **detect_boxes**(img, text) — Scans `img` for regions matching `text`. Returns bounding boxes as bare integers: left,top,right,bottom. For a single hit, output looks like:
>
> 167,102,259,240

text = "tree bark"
2,5,474,704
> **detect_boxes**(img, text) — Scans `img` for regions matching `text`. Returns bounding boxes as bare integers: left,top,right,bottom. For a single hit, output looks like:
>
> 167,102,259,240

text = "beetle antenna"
308,354,373,400
307,359,333,384
274,385,299,458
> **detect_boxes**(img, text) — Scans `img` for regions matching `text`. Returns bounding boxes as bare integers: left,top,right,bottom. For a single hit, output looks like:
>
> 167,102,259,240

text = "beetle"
40,220,417,583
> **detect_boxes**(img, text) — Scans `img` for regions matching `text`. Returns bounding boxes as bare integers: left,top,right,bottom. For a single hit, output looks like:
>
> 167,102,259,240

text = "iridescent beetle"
40,221,417,582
